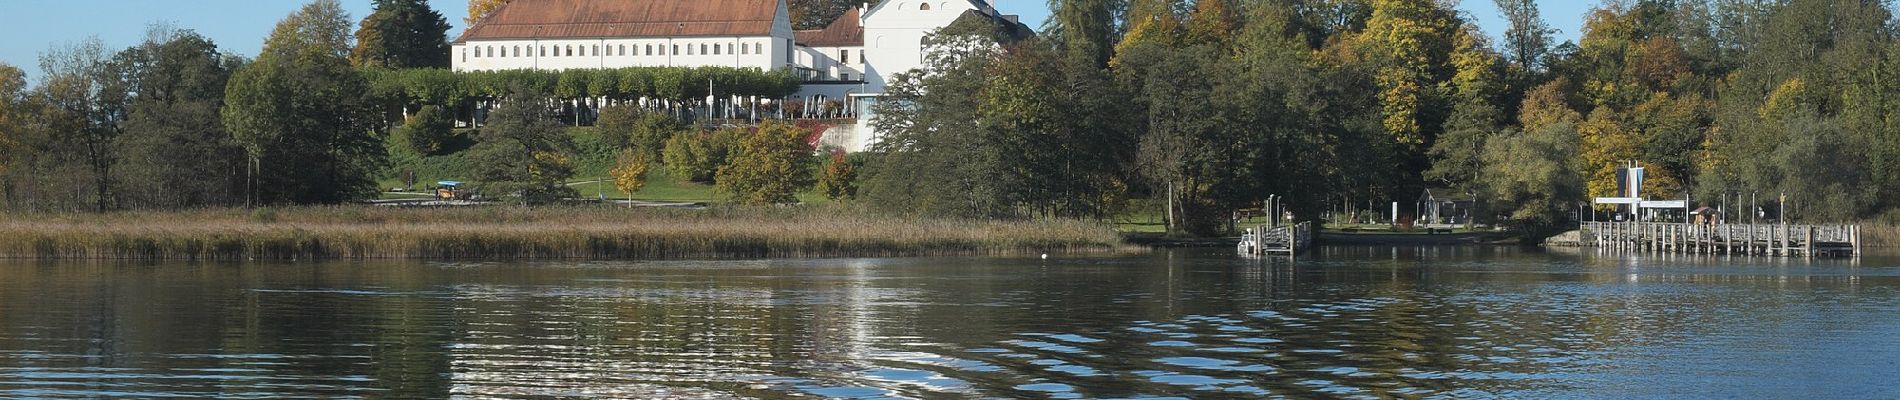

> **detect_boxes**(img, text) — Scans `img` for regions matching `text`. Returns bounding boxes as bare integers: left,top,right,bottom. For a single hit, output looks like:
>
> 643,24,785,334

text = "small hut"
1690,206,1719,225
1417,189,1476,226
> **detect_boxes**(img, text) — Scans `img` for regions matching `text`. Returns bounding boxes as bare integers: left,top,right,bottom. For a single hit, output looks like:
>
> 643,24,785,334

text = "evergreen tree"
352,0,452,69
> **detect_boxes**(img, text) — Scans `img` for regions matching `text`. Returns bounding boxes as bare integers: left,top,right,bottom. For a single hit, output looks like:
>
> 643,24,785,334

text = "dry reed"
0,206,1135,260
1855,223,1900,247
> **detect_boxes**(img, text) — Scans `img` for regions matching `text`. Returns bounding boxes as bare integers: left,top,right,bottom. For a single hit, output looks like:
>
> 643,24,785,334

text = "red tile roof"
456,0,783,43
793,8,862,47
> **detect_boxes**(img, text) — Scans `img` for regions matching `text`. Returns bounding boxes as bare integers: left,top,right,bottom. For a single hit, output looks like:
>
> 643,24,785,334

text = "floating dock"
1579,221,1860,257
1239,221,1314,256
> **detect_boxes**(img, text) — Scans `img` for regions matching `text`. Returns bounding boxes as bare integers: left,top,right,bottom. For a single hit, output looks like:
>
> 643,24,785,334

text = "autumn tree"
716,121,814,205
817,152,857,201
610,149,649,201
466,0,508,26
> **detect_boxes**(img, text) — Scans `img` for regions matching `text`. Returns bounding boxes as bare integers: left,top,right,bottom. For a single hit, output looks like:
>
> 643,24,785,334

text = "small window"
840,49,849,64
473,47,480,58
919,3,930,10
512,46,519,57
727,43,734,54
619,45,626,56
700,44,707,55
842,73,851,81
673,44,680,55
714,44,721,55
645,44,653,55
592,45,599,56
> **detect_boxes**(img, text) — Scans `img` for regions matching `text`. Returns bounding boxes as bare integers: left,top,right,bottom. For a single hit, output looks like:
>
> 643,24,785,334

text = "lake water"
1,247,1896,398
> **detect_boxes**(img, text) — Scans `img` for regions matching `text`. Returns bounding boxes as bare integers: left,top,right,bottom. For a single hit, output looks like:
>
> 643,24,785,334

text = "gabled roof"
794,8,862,47
863,0,996,20
456,0,783,43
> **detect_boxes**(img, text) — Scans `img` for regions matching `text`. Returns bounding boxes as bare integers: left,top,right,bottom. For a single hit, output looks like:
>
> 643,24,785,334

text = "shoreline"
1126,231,1519,248
0,207,1137,261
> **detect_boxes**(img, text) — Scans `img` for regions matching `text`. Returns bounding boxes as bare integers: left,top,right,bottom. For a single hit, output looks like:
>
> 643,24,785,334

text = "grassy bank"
0,206,1133,260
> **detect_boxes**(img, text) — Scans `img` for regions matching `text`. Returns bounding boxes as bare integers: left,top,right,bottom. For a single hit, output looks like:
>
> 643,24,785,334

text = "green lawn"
567,172,716,202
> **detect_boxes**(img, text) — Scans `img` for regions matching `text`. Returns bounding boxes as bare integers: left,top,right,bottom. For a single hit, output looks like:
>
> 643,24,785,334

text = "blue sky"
0,0,1591,83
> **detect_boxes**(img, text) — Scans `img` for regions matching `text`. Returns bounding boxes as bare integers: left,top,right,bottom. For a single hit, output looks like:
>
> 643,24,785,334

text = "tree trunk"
1166,181,1177,236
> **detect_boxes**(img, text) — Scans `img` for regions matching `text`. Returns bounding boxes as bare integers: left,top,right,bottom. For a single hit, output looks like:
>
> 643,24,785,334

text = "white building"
452,0,1029,151
452,0,796,71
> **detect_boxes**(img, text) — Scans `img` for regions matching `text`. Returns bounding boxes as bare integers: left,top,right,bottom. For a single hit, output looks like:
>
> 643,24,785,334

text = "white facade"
453,36,795,71
855,1,987,93
451,0,797,72
795,45,865,81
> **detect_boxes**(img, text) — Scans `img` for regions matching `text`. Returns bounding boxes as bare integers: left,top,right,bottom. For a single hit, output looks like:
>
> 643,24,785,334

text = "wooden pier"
1239,221,1314,256
1579,222,1861,257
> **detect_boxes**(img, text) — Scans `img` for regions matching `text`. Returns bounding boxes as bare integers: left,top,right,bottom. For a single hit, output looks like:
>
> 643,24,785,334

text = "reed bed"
0,206,1135,260
1856,223,1900,247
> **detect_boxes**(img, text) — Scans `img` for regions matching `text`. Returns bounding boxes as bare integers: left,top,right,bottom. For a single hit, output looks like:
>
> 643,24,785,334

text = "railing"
1579,221,1861,257
1240,221,1313,256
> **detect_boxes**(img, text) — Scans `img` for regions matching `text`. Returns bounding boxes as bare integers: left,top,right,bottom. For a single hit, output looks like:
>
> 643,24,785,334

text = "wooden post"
1853,225,1862,257
1805,226,1815,258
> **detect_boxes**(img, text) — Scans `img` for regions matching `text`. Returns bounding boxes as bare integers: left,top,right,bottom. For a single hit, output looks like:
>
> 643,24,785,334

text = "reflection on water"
1,247,1897,398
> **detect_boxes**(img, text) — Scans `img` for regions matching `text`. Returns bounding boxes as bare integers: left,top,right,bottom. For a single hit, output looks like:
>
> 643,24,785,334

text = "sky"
0,0,1592,83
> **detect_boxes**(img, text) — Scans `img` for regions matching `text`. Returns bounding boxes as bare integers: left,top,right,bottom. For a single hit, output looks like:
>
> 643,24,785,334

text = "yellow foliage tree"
467,0,509,26
1760,78,1820,122
611,149,650,201
1448,24,1501,101
1579,108,1682,203
1111,6,1180,70
1355,0,1456,146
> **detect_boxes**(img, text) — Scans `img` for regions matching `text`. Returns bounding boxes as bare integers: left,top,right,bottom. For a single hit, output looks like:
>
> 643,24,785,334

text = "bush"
818,152,858,200
663,131,714,182
393,105,455,156
597,105,683,159
663,127,746,183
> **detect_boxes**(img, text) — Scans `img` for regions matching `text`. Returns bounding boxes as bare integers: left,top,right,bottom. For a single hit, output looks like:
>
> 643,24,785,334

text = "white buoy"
1040,253,1049,260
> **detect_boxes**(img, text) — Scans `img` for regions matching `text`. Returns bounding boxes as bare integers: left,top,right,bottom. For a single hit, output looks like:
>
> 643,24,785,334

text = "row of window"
470,42,766,59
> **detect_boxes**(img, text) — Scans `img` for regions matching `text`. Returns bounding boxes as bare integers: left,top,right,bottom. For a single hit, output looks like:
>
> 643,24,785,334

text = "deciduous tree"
716,121,813,205
467,85,576,204
466,0,509,26
223,0,383,206
610,149,649,201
